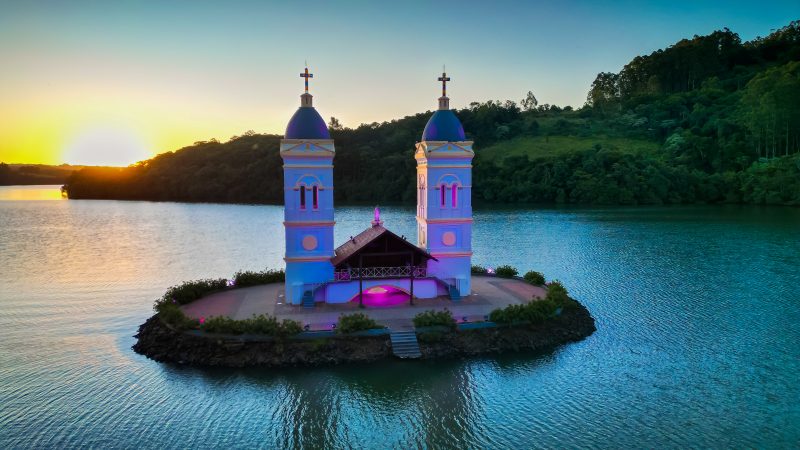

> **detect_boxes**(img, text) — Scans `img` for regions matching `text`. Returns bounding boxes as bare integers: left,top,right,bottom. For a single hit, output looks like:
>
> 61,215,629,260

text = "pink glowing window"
312,186,318,209
300,186,306,209
451,184,458,207
440,184,446,207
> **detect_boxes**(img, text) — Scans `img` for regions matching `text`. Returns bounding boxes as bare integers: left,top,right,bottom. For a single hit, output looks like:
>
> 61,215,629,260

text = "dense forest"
63,21,800,205
0,163,82,186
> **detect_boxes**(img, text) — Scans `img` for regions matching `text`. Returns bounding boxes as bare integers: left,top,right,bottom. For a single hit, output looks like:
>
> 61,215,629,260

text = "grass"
479,135,660,162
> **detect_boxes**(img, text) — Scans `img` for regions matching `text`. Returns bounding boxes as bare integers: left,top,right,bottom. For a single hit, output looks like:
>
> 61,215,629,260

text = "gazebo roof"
331,225,436,267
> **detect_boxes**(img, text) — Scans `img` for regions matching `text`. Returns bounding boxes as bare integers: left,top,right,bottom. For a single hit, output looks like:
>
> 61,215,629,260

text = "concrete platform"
181,275,547,330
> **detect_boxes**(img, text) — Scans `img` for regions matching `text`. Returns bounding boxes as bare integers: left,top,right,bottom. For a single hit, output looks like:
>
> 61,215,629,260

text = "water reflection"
0,184,65,201
1,185,800,448
146,348,573,448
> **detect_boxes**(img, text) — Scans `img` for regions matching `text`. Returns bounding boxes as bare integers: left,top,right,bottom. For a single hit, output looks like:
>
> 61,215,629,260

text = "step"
302,291,315,309
390,331,421,359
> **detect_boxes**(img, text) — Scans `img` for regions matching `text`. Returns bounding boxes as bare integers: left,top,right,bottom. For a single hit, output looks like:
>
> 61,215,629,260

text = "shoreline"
132,300,596,368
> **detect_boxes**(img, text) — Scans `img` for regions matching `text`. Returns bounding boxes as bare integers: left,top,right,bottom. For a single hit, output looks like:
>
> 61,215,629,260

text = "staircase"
432,277,462,301
448,284,461,301
390,331,421,359
301,290,315,308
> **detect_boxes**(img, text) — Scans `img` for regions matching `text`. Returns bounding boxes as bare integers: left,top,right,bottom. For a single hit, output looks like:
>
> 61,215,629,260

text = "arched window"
300,185,306,209
312,186,319,209
440,184,446,207
451,184,458,207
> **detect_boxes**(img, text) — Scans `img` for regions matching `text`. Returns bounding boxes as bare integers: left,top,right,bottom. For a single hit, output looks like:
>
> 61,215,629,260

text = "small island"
133,68,596,367
133,267,595,368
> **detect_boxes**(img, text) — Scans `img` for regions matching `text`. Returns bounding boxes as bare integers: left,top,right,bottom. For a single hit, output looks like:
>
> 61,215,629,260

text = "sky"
0,0,796,166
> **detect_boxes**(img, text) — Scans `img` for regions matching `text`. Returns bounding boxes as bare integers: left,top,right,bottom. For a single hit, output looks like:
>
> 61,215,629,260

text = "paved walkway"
182,275,546,330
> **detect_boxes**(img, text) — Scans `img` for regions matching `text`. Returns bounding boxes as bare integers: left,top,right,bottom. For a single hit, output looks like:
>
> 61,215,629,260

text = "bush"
489,298,560,324
471,265,488,274
155,301,199,331
163,278,227,305
523,270,546,285
495,265,519,278
546,280,568,301
233,268,285,287
413,309,456,330
336,313,382,334
277,318,304,336
201,314,302,337
202,316,245,334
545,280,578,309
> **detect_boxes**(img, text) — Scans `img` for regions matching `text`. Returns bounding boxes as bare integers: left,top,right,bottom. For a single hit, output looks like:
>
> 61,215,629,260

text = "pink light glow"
199,317,205,325
355,285,409,307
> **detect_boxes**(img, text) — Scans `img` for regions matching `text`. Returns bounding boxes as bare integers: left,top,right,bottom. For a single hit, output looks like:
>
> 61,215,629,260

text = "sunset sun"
62,125,150,166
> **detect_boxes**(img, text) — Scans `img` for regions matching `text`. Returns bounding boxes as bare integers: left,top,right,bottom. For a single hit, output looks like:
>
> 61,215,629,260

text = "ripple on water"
1,188,800,448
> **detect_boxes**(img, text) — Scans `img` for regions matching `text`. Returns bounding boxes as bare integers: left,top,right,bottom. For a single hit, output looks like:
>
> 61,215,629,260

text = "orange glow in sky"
1,1,794,166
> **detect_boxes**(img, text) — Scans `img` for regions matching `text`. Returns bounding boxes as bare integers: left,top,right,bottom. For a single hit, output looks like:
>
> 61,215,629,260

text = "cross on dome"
300,66,313,92
438,70,450,97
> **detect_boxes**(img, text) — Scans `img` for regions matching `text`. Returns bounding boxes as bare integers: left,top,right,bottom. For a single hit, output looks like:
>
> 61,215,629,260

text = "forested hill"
0,164,84,186
64,21,800,205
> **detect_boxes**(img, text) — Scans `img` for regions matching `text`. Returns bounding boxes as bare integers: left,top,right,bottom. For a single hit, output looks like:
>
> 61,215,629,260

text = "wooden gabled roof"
330,224,436,267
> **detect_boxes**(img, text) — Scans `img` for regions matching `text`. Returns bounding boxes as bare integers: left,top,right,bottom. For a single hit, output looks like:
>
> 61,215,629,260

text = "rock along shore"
132,302,596,368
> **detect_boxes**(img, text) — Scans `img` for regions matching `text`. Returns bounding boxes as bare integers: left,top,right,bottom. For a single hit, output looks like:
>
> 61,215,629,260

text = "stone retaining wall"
133,301,596,368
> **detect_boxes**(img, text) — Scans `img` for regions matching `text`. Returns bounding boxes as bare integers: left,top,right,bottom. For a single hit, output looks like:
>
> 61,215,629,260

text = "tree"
329,117,343,131
739,61,800,158
521,91,538,111
586,72,619,115
0,163,10,184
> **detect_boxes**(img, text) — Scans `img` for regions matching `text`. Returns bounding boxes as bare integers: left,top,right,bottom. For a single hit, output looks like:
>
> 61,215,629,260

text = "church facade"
280,68,474,307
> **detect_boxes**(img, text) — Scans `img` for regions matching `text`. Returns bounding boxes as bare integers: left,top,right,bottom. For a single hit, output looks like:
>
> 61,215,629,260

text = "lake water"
1,185,799,448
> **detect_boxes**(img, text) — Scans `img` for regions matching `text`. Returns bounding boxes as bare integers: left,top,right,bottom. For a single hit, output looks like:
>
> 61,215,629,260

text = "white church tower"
280,67,335,305
415,70,474,297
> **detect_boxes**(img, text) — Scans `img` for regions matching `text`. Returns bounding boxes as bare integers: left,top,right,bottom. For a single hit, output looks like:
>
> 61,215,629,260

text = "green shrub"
277,318,303,336
471,265,488,274
413,309,456,330
546,280,568,301
233,268,285,287
523,270,546,285
202,315,245,334
495,265,519,278
155,301,199,330
152,273,300,336
201,314,302,337
163,278,227,305
336,313,382,334
545,280,578,309
244,314,281,334
489,298,560,325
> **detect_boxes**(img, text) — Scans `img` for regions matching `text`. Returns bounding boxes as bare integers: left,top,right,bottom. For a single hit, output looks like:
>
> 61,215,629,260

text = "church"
280,67,474,307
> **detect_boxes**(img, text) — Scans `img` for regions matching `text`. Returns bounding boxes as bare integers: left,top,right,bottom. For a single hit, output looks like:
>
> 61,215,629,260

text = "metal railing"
334,266,427,281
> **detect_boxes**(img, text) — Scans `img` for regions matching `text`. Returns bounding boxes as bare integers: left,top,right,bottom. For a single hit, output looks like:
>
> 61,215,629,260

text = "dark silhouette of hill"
64,21,800,205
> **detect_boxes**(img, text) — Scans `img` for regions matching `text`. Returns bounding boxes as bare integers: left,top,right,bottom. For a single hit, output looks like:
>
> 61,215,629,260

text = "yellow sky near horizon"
3,1,794,167
0,81,287,166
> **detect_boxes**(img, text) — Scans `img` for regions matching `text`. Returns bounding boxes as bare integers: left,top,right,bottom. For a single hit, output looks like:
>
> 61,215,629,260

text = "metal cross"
300,67,313,92
438,71,450,97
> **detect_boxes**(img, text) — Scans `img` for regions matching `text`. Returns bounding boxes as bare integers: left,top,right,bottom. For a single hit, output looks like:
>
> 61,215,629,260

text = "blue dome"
422,109,466,142
285,106,330,139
